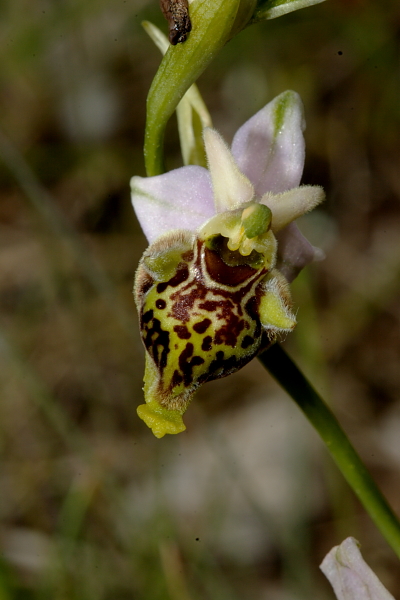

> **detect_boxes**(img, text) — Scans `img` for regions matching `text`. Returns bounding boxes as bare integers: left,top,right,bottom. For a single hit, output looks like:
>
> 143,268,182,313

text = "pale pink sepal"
131,166,214,243
320,537,395,600
203,128,254,213
231,90,305,196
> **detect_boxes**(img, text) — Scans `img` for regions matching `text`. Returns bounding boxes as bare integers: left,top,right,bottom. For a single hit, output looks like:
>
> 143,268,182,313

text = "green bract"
145,0,326,177
145,0,243,176
142,21,212,168
251,0,326,23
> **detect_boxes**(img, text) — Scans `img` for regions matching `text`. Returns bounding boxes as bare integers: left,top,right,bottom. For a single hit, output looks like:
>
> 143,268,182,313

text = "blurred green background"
1,0,400,598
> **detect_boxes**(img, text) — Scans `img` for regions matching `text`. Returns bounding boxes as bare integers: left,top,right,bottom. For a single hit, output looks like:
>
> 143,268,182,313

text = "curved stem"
258,343,400,559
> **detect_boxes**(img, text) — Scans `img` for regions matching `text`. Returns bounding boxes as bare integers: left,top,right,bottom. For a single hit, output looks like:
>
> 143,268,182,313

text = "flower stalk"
259,343,400,560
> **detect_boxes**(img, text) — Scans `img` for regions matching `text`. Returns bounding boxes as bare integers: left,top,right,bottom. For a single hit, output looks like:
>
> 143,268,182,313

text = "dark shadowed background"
1,0,400,598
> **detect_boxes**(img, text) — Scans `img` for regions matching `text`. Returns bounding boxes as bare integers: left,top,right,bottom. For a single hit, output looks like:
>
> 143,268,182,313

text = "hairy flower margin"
132,91,324,438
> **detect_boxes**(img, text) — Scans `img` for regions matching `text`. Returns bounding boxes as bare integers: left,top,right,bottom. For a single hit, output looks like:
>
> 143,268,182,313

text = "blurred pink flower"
320,537,395,600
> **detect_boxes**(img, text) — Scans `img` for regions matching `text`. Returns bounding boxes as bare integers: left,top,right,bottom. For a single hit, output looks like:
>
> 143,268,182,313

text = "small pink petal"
261,185,325,232
275,222,321,282
204,128,254,213
231,91,305,196
131,166,214,243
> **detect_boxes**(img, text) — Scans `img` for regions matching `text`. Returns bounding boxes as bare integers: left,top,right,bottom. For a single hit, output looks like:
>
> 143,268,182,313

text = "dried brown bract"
160,0,192,45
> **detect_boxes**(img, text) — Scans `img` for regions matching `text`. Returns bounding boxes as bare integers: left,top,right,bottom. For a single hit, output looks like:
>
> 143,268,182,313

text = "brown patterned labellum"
134,207,297,437
160,0,192,45
134,228,295,412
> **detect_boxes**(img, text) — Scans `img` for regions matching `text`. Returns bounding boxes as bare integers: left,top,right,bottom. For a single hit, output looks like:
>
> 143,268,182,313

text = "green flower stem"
258,343,400,559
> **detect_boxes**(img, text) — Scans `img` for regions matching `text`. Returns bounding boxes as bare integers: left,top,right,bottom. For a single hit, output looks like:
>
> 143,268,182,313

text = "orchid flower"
132,91,324,438
320,538,395,600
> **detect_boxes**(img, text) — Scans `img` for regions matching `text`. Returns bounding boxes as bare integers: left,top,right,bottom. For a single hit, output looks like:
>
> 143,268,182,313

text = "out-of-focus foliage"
0,0,400,599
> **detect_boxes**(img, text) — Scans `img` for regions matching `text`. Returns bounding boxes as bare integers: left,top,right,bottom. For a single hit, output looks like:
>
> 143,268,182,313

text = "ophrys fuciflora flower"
132,91,324,437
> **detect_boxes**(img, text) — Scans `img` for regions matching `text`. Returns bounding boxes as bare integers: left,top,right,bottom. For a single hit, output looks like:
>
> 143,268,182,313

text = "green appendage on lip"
137,402,186,438
241,203,272,239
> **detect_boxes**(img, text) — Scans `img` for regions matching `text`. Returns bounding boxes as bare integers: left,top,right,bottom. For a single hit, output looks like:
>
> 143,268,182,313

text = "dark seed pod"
160,0,192,45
